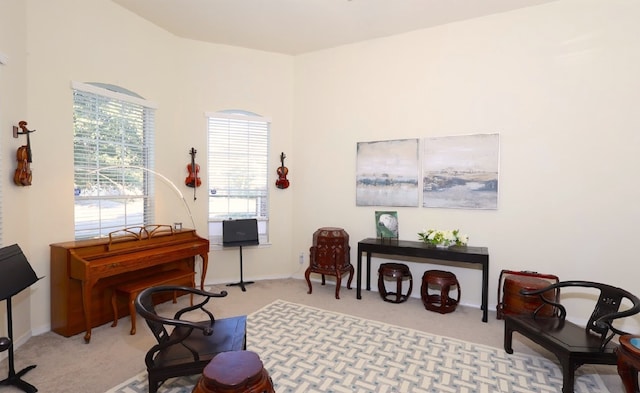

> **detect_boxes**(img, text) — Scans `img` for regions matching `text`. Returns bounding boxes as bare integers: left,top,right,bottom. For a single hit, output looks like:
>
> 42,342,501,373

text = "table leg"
482,261,488,322
357,247,362,299
366,252,372,291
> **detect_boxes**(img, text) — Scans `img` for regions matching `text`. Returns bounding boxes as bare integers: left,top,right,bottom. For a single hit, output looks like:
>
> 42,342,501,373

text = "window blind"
72,82,156,239
207,111,270,245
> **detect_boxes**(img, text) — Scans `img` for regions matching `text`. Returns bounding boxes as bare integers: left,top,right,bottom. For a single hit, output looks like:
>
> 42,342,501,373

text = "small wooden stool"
192,350,275,393
617,335,640,393
378,263,413,303
421,270,460,314
111,269,195,335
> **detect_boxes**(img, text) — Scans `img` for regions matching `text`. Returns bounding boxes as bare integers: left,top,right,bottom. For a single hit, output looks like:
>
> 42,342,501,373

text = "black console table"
356,238,490,322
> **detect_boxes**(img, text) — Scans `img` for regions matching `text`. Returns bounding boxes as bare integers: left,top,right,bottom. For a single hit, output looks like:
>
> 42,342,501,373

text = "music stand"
223,219,259,292
0,244,41,393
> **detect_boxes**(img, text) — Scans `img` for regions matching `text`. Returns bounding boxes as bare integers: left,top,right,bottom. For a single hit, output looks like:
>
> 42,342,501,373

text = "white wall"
1,0,639,342
0,0,295,341
291,0,640,328
0,0,31,343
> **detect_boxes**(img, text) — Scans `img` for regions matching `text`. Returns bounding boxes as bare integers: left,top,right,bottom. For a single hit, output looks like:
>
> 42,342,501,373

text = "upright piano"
50,225,209,342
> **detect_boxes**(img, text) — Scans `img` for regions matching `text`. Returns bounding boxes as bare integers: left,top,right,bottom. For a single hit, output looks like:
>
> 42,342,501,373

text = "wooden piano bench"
111,269,195,335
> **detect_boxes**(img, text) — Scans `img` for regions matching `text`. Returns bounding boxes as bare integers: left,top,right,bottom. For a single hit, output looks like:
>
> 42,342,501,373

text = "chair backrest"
531,281,640,347
135,286,171,345
585,282,639,337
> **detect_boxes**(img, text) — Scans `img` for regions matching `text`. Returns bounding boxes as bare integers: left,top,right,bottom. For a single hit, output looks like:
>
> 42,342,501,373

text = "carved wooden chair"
504,281,640,393
135,285,247,393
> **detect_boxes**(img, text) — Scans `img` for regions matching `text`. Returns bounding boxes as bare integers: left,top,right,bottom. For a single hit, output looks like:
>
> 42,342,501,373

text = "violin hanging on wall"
185,147,201,200
275,152,290,189
13,121,35,186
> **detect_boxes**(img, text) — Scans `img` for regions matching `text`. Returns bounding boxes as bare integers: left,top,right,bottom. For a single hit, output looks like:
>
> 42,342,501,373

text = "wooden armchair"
504,281,640,393
135,285,247,393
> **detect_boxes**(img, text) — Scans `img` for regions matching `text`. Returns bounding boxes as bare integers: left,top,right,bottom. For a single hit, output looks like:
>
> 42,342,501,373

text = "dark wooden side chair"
135,285,247,393
504,280,640,393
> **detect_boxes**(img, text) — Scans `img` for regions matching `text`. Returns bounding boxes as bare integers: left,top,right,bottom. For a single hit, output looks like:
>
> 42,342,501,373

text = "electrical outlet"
299,252,304,264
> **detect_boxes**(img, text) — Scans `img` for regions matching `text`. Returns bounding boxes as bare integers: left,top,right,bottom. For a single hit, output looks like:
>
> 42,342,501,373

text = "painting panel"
375,211,398,239
422,133,499,209
356,139,419,207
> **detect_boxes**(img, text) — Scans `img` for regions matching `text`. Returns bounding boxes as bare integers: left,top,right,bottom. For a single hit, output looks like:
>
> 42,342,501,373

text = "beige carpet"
0,278,626,392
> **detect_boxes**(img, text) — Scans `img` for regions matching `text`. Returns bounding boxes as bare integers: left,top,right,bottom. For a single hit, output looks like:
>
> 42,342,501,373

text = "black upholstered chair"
135,285,247,393
504,281,640,393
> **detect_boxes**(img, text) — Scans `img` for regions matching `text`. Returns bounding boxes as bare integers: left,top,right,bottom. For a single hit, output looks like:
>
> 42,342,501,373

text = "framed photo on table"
375,211,398,239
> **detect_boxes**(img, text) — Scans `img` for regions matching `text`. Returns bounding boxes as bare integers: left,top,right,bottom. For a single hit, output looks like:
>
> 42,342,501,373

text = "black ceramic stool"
421,270,460,314
378,263,413,303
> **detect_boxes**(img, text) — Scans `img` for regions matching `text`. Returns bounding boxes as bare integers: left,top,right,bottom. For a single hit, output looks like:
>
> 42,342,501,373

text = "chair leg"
148,375,160,393
560,358,576,393
304,267,312,294
346,265,354,289
111,292,119,328
503,321,514,354
128,297,136,335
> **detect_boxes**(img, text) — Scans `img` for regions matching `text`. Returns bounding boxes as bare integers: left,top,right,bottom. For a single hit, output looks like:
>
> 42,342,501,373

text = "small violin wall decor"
185,147,201,200
275,152,290,189
13,121,35,186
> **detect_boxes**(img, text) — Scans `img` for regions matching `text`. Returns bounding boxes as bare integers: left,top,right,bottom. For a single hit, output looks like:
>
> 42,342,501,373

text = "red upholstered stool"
502,275,556,318
191,351,275,393
421,270,460,314
378,263,413,303
617,335,640,393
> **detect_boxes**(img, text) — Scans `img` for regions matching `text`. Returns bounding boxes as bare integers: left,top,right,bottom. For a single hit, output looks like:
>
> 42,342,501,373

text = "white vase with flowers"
418,229,468,248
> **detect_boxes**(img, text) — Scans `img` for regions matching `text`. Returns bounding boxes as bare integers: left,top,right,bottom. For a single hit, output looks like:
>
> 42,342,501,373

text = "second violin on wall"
185,147,201,200
275,152,290,189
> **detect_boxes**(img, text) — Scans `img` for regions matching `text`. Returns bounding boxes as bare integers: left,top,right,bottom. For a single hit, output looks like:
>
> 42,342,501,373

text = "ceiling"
112,0,556,55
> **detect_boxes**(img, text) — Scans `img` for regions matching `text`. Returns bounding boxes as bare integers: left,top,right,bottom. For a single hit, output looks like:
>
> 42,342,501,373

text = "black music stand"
223,219,259,292
0,244,41,393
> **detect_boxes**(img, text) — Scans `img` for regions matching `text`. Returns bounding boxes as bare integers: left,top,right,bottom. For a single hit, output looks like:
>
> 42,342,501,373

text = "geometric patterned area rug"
106,299,610,393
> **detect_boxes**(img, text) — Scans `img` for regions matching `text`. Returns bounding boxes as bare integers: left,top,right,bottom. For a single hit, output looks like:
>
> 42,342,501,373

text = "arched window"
72,81,156,239
207,110,270,245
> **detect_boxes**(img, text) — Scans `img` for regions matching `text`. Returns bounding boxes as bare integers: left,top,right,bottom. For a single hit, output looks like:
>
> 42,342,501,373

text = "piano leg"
81,280,96,343
199,252,208,290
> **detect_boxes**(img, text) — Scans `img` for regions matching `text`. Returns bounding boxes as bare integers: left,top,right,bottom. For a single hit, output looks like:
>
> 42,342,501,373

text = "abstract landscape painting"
422,133,499,209
356,138,419,207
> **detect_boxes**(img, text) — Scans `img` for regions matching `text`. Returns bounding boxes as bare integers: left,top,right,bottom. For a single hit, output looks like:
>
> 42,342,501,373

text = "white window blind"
207,111,270,245
72,81,156,239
